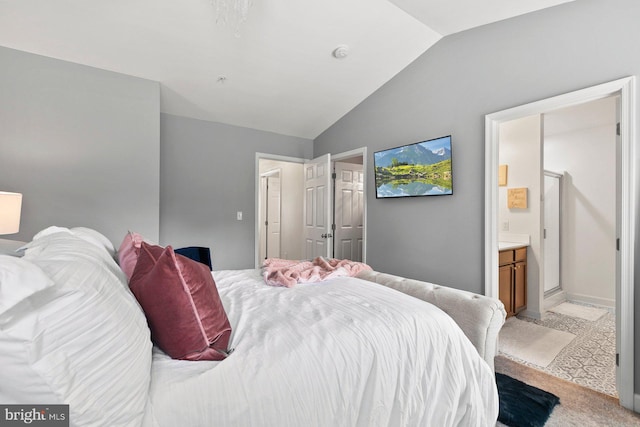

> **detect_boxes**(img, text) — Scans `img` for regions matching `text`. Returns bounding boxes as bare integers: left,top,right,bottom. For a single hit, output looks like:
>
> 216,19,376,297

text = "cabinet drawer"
515,247,527,262
499,250,514,266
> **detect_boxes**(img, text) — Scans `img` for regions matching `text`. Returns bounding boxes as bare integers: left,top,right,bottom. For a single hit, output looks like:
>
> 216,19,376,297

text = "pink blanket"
262,257,372,288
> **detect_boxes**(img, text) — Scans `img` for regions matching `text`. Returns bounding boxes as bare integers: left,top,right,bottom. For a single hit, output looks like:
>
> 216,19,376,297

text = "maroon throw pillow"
129,242,232,360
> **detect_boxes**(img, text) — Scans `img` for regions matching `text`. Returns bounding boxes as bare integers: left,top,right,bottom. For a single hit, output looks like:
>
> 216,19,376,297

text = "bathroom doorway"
485,77,636,409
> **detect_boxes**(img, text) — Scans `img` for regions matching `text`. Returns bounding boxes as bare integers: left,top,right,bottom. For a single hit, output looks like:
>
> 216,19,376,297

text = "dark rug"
496,372,560,427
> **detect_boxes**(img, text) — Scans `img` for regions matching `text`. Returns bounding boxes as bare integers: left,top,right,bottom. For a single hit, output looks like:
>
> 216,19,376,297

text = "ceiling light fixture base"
332,45,349,59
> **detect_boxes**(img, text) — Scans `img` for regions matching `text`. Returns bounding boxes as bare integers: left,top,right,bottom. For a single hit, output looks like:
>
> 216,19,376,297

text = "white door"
259,172,281,261
543,172,561,293
334,162,364,261
266,175,281,259
303,154,332,259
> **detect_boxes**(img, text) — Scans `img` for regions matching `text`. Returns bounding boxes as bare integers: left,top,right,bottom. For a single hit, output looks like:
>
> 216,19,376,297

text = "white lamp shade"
0,192,23,235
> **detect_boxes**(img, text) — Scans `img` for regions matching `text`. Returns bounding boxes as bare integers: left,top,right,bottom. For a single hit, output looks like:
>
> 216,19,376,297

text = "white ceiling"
0,0,575,139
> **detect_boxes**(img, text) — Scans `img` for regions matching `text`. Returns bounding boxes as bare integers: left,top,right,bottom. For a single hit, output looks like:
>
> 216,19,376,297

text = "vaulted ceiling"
0,0,575,139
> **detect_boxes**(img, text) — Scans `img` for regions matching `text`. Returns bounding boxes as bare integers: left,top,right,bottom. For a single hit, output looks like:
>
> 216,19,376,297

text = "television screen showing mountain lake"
376,181,451,197
374,135,453,198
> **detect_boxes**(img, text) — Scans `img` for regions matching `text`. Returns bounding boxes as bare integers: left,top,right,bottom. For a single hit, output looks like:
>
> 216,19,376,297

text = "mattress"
142,269,498,426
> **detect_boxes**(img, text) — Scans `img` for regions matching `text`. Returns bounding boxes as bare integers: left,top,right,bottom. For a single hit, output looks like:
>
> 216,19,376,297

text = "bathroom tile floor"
499,303,617,397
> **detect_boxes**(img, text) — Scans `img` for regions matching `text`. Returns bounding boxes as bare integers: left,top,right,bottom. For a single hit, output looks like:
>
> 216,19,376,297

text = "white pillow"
0,256,54,315
71,226,117,258
0,233,152,427
31,225,70,241
20,231,127,288
28,226,117,259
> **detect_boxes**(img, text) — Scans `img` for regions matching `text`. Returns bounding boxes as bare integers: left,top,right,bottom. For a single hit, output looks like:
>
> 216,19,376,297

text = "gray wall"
0,45,313,269
0,46,160,244
314,0,640,397
160,113,313,270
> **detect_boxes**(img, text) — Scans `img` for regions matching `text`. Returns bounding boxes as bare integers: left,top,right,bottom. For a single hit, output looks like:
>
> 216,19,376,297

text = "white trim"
332,147,368,264
543,170,564,179
618,76,636,411
484,77,636,410
634,393,640,412
519,308,543,320
564,293,615,310
484,116,500,299
260,168,281,178
332,147,366,161
543,290,567,312
255,152,307,164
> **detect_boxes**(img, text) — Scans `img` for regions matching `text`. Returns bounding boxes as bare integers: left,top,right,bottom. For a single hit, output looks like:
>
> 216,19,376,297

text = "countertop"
498,241,529,251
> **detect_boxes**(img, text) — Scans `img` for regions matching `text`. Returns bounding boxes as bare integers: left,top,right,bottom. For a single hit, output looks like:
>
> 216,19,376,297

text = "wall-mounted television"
374,135,453,199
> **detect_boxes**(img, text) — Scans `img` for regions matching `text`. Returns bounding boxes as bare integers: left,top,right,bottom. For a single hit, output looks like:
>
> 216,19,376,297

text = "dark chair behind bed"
175,246,212,271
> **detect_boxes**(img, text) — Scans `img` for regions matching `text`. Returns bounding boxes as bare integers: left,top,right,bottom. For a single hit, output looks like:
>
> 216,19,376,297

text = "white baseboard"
565,292,615,310
520,308,542,320
634,393,640,413
543,291,567,311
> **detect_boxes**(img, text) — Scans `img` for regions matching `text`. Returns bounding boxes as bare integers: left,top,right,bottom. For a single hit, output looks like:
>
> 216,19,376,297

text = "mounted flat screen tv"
374,135,453,199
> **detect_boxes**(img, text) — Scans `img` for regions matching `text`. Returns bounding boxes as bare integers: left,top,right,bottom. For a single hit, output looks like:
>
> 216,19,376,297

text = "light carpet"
548,302,607,321
499,317,576,367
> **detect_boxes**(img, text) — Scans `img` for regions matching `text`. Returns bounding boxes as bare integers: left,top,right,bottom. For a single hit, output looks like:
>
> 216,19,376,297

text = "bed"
0,227,504,427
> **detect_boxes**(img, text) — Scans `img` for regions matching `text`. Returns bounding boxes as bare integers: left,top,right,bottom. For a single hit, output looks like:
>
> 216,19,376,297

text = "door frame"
332,147,368,263
484,76,636,410
255,149,368,266
542,170,563,297
255,153,306,268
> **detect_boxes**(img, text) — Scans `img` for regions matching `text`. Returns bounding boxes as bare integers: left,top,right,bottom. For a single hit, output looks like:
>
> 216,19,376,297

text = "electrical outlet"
501,220,509,232
237,211,243,221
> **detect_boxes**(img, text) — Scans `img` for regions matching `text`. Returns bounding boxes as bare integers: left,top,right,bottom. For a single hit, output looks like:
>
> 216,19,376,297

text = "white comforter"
143,269,498,427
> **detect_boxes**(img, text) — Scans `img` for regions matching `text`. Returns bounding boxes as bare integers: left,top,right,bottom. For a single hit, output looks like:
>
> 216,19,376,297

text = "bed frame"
357,270,506,371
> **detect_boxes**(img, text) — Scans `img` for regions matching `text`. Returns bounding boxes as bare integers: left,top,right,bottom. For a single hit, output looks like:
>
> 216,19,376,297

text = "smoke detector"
332,45,349,59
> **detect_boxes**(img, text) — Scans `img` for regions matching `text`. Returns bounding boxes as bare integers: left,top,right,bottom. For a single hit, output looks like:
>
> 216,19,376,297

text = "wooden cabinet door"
499,265,514,317
513,261,527,314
